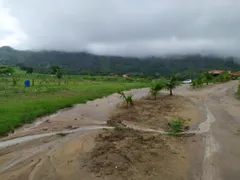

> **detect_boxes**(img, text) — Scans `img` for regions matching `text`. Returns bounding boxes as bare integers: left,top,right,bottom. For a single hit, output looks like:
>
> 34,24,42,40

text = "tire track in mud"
0,141,54,174
202,134,220,180
28,159,44,180
26,133,90,179
200,102,220,180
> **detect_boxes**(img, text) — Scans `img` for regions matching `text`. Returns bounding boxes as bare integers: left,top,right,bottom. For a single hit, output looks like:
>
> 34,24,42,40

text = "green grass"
0,74,150,136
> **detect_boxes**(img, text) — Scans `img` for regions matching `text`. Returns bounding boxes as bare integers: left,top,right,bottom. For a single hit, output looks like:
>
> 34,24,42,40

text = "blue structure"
24,80,31,87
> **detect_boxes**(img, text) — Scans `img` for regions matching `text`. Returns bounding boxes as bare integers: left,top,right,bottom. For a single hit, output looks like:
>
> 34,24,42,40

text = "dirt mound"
109,94,199,130
84,128,188,180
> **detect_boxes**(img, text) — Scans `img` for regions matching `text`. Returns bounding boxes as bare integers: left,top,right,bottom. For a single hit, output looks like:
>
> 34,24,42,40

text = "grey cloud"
0,29,11,39
2,0,240,56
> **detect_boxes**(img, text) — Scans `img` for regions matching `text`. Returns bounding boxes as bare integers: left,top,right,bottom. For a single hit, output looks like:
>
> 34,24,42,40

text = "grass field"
0,72,150,136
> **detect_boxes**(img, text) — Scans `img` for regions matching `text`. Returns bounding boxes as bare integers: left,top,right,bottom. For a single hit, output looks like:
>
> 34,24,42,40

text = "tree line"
191,71,232,88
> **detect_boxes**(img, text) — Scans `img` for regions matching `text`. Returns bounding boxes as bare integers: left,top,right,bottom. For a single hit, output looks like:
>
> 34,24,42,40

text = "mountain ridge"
1,46,240,78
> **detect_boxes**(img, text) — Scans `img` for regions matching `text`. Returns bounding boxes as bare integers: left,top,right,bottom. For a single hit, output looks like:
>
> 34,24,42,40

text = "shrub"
168,118,188,135
217,72,231,83
191,80,197,88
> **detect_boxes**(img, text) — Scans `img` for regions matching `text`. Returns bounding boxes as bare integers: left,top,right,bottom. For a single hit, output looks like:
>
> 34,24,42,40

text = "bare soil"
80,94,200,180
109,94,200,130
84,128,188,180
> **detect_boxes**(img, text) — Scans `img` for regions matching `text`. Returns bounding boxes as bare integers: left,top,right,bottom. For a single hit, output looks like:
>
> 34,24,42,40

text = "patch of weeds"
56,132,69,137
167,131,181,137
235,92,240,100
114,125,133,132
169,151,179,155
234,129,240,136
114,125,125,131
168,118,188,136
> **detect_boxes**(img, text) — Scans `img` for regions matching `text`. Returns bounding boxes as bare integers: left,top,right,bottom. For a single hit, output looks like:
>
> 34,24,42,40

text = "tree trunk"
169,88,173,96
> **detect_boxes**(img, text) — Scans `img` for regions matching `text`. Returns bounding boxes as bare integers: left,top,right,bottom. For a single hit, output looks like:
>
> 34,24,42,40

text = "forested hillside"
1,46,240,78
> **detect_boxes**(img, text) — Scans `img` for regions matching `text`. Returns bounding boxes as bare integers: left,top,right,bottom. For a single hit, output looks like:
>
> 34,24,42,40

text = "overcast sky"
0,0,240,56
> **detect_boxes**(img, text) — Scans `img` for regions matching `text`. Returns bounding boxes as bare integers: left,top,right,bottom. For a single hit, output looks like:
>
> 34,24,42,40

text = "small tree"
26,67,33,74
12,77,19,86
165,73,179,95
150,79,166,99
50,66,60,74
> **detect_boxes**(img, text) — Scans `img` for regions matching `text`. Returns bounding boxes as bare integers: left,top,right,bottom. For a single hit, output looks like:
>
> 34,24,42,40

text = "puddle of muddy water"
197,102,216,133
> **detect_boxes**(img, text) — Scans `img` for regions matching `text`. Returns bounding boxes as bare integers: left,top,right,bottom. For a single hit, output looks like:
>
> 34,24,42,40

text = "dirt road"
178,81,240,180
0,82,240,179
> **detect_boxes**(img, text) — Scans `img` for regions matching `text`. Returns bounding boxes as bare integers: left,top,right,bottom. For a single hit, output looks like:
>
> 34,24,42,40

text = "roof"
208,70,225,75
231,72,240,75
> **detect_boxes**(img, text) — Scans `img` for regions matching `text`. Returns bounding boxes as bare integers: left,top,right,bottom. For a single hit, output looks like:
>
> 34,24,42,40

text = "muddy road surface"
1,82,240,180
178,81,240,180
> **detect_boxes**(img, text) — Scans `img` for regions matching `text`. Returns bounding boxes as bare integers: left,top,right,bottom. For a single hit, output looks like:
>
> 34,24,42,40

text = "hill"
1,46,240,78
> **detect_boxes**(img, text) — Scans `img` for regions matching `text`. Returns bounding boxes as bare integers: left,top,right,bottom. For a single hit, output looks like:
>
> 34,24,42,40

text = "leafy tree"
26,67,33,74
150,79,166,99
196,77,204,87
165,73,180,95
50,66,60,74
202,72,213,85
217,72,231,83
0,66,14,75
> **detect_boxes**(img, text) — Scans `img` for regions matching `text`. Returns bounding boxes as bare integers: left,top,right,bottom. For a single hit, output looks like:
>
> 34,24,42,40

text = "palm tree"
150,79,165,99
165,73,179,95
119,91,133,107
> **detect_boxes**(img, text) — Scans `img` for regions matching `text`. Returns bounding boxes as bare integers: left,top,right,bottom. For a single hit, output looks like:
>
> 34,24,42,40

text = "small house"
208,70,226,77
230,72,240,76
123,74,131,78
